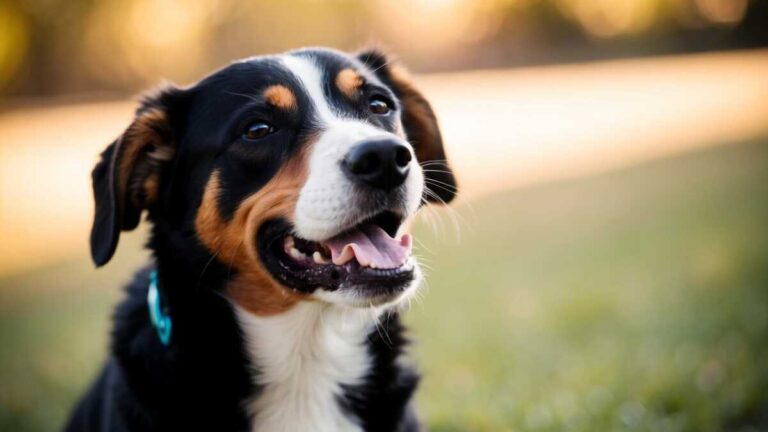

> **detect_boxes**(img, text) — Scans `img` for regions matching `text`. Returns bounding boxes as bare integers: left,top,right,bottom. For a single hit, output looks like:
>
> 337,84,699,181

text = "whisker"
370,57,395,74
226,239,244,283
421,169,455,175
411,280,428,312
423,186,462,239
225,90,261,103
425,178,459,192
371,306,393,347
417,199,440,237
196,250,221,290
419,159,450,166
412,236,434,255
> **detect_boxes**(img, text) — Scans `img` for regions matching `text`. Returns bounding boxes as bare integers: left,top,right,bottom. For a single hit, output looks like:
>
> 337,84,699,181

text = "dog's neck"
123,239,417,431
235,302,382,432
110,262,418,431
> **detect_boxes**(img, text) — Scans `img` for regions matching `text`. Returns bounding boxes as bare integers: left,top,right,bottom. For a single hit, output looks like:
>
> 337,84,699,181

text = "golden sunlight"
557,0,657,38
1,50,767,275
0,4,28,90
128,0,213,49
695,0,749,25
375,0,476,53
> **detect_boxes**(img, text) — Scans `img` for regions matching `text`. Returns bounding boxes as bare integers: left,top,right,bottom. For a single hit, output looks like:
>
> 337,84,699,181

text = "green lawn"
2,140,768,431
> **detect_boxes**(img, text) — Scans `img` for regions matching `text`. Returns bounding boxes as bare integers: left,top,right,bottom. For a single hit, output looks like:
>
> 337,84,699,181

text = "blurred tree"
0,0,765,98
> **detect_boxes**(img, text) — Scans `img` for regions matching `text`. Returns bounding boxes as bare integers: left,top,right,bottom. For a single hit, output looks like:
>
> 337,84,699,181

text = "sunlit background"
1,1,767,431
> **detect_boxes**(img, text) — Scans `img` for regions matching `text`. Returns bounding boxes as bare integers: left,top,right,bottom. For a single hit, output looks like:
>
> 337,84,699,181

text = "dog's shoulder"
342,313,422,432
81,266,253,431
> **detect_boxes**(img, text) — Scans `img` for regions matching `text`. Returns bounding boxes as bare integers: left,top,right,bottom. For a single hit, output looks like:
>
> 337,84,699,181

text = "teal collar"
147,270,172,346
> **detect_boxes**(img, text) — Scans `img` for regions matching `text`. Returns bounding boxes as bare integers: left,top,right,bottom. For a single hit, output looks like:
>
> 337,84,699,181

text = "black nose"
343,139,412,191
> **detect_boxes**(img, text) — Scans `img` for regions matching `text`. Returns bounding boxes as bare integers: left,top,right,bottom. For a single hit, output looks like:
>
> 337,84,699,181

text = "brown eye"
243,121,275,140
369,96,392,115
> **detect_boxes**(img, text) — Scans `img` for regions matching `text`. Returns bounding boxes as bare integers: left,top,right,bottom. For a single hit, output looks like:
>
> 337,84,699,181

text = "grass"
2,140,768,431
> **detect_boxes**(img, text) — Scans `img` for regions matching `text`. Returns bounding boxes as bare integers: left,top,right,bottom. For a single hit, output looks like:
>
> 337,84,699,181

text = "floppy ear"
357,49,457,204
90,88,179,266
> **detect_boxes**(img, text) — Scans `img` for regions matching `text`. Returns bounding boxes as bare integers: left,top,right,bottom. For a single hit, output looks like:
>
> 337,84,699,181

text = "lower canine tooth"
289,247,304,259
312,251,327,264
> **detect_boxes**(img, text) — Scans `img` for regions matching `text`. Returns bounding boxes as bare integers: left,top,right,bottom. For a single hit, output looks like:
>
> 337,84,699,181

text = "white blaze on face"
238,54,426,432
280,54,424,241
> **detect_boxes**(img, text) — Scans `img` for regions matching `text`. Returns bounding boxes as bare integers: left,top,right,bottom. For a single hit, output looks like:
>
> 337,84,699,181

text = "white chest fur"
236,302,378,432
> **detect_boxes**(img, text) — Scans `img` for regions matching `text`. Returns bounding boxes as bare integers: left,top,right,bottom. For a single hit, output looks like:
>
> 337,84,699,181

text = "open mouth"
257,211,416,297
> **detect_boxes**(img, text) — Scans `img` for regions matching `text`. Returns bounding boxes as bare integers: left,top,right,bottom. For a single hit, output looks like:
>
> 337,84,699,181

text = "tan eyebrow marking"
335,68,364,99
263,85,297,111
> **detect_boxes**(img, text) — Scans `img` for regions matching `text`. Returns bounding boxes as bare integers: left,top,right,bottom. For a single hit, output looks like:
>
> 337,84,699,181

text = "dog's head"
90,48,455,313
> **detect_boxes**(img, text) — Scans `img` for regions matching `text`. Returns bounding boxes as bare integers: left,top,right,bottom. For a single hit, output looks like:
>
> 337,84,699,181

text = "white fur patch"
280,54,425,242
237,303,377,432
236,55,425,430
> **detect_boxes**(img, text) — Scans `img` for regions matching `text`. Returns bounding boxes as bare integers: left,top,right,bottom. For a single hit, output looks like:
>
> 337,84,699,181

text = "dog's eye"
368,96,392,115
243,121,276,140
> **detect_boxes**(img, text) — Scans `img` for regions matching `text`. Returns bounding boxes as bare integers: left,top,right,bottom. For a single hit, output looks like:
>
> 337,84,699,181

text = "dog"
65,47,456,432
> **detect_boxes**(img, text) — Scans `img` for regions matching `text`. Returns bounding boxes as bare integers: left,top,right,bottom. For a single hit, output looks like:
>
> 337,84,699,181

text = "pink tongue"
326,225,412,269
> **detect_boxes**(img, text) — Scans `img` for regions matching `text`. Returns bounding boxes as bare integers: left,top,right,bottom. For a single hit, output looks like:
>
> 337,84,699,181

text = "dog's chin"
256,215,418,308
313,272,422,309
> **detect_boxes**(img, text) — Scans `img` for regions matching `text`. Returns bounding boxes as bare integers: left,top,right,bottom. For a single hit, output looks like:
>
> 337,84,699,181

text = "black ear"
90,88,179,266
357,49,457,204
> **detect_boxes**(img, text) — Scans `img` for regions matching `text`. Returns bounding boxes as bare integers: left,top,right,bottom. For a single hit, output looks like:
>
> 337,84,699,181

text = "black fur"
341,315,421,432
66,266,254,431
68,48,452,431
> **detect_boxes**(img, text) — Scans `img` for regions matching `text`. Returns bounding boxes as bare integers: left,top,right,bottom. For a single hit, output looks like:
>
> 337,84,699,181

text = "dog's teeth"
289,247,304,260
312,251,328,264
331,247,355,266
284,236,295,248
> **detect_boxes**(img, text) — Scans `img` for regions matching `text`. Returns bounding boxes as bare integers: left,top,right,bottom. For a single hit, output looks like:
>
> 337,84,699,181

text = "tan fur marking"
142,174,160,205
336,68,363,99
263,85,297,111
117,108,174,210
195,146,315,316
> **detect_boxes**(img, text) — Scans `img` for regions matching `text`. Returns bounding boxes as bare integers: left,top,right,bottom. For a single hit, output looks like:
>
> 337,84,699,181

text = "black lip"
256,219,415,295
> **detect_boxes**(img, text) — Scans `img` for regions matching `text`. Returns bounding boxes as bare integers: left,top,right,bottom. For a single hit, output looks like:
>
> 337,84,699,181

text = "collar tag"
148,270,172,346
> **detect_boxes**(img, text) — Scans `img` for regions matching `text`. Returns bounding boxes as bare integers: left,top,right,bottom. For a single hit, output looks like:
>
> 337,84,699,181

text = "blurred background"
1,0,767,431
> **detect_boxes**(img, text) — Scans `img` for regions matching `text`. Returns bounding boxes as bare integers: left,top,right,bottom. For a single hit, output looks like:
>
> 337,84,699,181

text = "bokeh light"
1,1,767,431
0,4,28,90
557,0,657,38
695,0,749,25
